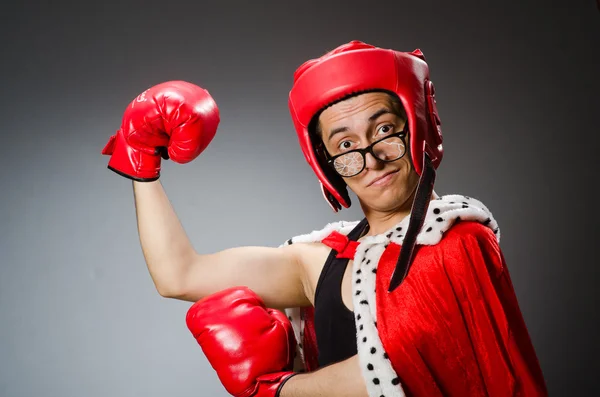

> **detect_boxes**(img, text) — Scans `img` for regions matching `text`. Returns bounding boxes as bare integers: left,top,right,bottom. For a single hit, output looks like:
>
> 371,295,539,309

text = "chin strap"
388,153,436,292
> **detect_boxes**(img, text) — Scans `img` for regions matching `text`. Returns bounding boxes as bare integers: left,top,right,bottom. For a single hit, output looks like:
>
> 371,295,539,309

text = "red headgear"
288,40,443,211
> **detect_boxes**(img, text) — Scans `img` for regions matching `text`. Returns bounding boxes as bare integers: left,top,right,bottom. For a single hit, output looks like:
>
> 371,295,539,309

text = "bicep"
177,244,311,309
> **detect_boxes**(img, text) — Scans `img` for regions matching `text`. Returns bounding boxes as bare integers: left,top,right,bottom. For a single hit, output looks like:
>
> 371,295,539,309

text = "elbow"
152,257,195,299
153,254,204,302
156,279,196,301
156,283,180,299
153,275,186,299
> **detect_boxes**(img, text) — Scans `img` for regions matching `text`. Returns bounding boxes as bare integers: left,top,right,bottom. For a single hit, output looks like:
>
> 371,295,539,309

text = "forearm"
280,355,368,397
132,180,196,296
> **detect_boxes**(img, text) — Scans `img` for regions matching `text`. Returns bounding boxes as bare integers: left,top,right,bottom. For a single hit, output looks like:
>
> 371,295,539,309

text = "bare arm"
132,180,310,309
133,180,193,297
281,355,368,397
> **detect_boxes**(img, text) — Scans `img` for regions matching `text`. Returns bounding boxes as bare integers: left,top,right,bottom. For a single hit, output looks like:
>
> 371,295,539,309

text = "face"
317,92,420,213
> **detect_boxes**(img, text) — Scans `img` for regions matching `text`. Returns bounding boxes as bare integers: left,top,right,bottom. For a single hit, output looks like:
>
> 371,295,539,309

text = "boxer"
104,41,547,396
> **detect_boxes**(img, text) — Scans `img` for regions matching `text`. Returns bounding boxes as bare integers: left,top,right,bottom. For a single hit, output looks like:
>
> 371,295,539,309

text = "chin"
359,192,408,213
359,182,415,212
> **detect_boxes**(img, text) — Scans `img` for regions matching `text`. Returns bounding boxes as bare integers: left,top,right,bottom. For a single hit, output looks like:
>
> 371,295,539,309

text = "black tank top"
313,218,369,367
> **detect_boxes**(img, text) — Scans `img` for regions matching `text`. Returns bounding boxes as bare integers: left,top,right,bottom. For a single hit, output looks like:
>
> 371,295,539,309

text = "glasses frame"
325,124,409,178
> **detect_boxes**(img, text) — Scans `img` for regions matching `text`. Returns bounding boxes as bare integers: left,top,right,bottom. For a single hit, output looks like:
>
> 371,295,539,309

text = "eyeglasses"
325,125,408,178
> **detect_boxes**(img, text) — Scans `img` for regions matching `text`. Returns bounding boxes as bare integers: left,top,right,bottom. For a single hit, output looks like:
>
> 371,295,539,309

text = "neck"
360,189,440,237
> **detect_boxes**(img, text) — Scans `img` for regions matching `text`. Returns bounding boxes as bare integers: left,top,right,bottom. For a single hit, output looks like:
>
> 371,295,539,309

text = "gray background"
1,0,599,396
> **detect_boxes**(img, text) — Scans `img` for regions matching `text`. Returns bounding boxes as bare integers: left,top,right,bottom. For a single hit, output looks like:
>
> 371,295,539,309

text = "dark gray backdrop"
1,0,598,396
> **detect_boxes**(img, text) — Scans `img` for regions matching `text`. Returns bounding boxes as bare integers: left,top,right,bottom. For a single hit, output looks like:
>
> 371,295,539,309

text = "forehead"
319,92,396,128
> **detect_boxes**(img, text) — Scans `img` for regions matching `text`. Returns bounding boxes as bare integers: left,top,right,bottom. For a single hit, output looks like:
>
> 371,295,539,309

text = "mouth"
367,170,399,187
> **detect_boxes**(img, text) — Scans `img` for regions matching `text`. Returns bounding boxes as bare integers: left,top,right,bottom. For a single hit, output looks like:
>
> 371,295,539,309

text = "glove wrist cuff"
274,372,298,397
107,165,160,182
250,371,296,397
103,130,161,180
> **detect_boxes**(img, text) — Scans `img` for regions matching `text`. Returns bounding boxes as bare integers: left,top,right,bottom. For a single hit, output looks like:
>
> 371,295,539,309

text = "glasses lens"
372,135,406,161
333,151,364,177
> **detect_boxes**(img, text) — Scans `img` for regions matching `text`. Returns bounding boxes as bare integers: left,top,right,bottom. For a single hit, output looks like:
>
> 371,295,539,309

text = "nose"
364,150,383,170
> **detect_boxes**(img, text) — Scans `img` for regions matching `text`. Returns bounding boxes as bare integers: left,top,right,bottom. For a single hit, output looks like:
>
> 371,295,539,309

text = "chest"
304,243,356,311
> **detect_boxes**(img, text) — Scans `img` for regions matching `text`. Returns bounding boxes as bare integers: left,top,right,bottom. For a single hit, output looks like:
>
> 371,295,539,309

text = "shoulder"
280,219,361,268
415,194,501,247
282,241,332,305
443,221,499,246
282,220,362,246
433,220,505,277
286,241,332,278
282,240,331,261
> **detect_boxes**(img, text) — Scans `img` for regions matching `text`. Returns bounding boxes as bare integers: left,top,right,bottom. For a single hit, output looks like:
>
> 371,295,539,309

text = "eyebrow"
327,108,393,143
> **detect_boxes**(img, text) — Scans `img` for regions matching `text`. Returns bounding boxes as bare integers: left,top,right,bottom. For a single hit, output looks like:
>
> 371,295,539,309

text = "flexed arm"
103,82,310,309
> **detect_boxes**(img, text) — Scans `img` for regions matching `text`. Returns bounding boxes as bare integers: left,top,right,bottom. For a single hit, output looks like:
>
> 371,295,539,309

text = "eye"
338,140,354,152
377,124,394,136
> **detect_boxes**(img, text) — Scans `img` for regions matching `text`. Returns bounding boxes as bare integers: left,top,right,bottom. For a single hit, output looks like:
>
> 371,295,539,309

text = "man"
102,41,547,396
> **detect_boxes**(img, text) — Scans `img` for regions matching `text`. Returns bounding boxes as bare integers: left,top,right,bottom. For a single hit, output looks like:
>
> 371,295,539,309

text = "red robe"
375,221,547,396
296,221,547,396
284,194,548,396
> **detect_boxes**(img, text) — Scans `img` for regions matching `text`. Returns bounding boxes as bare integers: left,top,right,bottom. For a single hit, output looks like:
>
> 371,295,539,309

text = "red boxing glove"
102,80,220,181
186,287,297,397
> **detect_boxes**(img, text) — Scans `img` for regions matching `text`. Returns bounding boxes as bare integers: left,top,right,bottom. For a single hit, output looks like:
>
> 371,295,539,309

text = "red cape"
302,221,547,396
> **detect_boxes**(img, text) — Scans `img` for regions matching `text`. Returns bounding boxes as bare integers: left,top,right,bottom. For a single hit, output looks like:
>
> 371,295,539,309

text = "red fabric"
321,231,360,259
375,221,548,396
301,306,320,372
